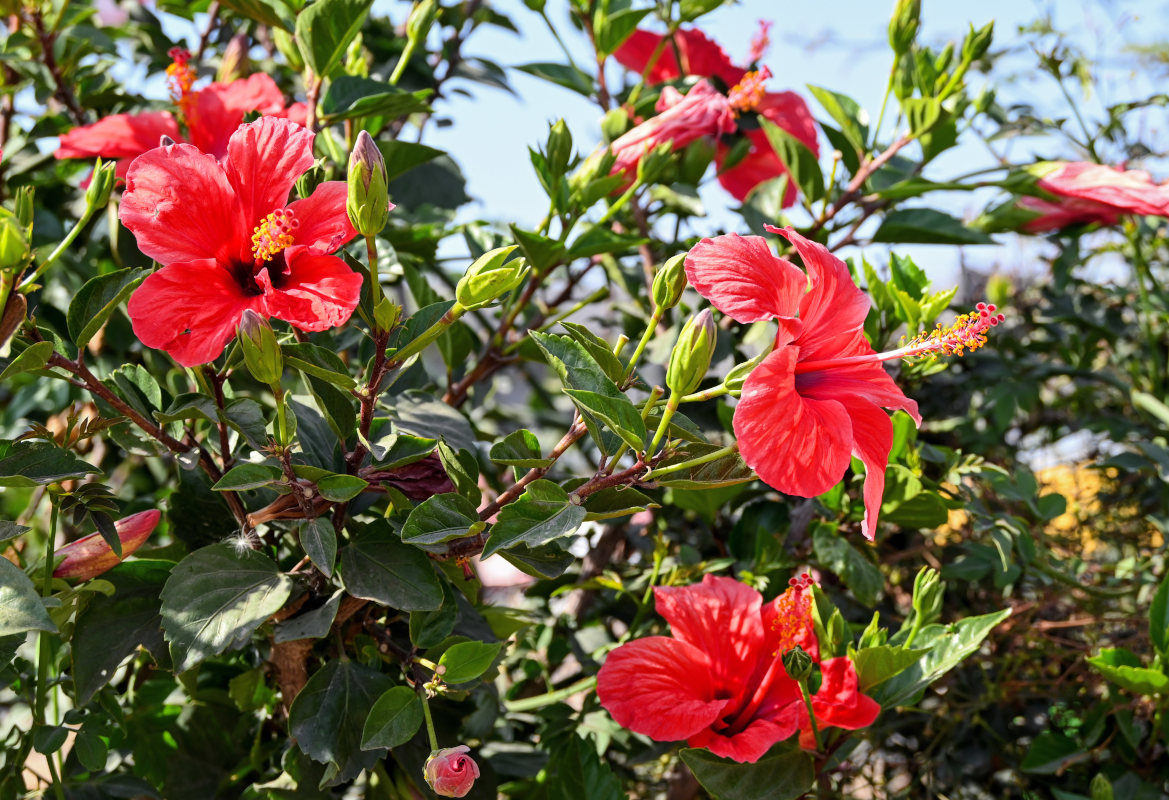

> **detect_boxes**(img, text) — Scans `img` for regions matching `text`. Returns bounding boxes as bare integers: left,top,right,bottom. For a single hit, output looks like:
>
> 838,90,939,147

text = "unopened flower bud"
407,0,440,43
888,0,920,55
651,253,688,311
455,245,528,310
373,297,401,332
782,645,814,681
910,566,944,626
666,309,715,397
0,208,29,270
13,186,34,231
85,158,117,212
600,107,630,143
237,309,284,385
423,745,480,798
53,509,161,580
546,118,573,175
346,131,393,238
216,34,250,84
723,351,766,397
636,140,675,186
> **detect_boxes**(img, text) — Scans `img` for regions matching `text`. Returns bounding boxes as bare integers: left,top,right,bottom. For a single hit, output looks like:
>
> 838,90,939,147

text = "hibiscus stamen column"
165,47,197,124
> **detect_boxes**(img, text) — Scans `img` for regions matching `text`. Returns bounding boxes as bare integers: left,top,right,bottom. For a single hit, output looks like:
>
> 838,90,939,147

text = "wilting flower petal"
53,510,161,580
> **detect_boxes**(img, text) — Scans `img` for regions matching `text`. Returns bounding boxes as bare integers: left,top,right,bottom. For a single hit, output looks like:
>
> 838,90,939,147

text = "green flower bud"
723,350,766,397
455,245,528,310
963,21,994,64
346,131,393,238
344,34,370,78
272,28,303,73
546,119,573,176
216,34,250,84
782,645,814,681
666,309,715,397
888,0,920,55
407,0,440,43
237,309,284,385
13,186,34,231
85,158,117,213
910,566,944,627
0,207,28,270
651,253,687,311
857,612,887,650
600,107,630,143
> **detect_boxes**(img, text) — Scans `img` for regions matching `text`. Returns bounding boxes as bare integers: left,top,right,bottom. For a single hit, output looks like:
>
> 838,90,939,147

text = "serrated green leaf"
340,523,442,611
482,479,586,558
295,0,373,78
212,462,283,491
400,493,485,547
681,745,815,800
360,686,423,750
66,268,145,351
564,388,645,450
0,440,101,488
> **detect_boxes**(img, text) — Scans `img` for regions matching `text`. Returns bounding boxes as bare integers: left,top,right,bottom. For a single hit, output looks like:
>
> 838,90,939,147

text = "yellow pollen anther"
251,209,299,263
728,67,771,114
166,47,197,121
768,572,813,656
906,302,1006,360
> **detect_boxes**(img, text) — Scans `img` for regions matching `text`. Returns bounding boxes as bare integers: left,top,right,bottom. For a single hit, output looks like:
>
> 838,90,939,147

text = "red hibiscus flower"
614,25,819,205
56,48,301,181
120,116,364,367
685,226,1003,539
1019,161,1169,233
596,573,879,763
609,80,737,184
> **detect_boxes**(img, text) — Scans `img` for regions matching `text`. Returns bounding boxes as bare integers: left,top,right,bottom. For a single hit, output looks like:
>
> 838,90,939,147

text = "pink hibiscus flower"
596,573,878,763
614,25,819,205
685,226,1002,539
1019,161,1169,233
120,116,364,367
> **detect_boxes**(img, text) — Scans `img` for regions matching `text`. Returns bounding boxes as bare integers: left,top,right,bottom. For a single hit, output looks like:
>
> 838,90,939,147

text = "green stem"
799,678,823,753
679,384,729,404
504,676,597,712
420,689,439,751
366,235,382,319
606,386,663,474
903,612,923,650
272,384,288,446
389,36,419,85
36,503,65,800
647,395,678,454
643,442,738,480
621,307,663,386
389,303,466,365
19,206,96,292
1126,222,1163,394
871,60,896,148
596,182,641,226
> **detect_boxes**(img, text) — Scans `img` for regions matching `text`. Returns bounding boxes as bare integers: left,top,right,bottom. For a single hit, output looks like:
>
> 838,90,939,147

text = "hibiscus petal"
1039,162,1169,218
715,130,800,206
809,657,880,731
120,142,243,266
127,260,259,367
614,28,745,88
614,29,684,83
842,397,893,541
758,91,820,155
687,714,797,764
287,181,363,254
654,575,766,687
189,74,288,157
56,111,181,160
260,249,362,332
224,117,315,235
735,347,853,498
596,636,728,742
685,233,806,323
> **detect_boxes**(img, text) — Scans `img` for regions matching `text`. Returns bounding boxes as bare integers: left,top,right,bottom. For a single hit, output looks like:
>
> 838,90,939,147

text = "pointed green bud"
723,350,766,397
857,611,887,650
910,566,944,628
666,309,715,397
407,0,440,43
13,186,34,231
237,309,284,385
888,0,920,55
374,297,401,332
85,158,117,213
963,21,994,63
346,131,393,238
0,208,28,270
217,34,250,83
456,245,528,310
651,253,687,311
546,119,573,176
600,107,630,143
782,645,814,681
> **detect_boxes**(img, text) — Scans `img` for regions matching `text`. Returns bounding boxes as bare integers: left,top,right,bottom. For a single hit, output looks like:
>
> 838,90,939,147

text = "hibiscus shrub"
1,0,1167,798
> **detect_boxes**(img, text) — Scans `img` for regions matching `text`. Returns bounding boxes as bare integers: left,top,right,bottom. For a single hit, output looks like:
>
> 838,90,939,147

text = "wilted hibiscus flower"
120,116,364,366
1019,161,1169,233
596,574,878,763
686,226,1002,539
56,48,305,181
614,24,819,205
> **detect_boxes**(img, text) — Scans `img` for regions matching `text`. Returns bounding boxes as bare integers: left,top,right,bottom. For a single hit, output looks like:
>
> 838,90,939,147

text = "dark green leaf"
805,85,868,155
400,493,485,547
1020,731,1084,775
559,322,624,384
510,225,566,272
389,390,476,456
759,118,824,203
0,440,100,487
545,734,623,800
275,590,342,643
409,581,458,649
211,462,282,491
0,520,29,542
489,429,552,469
318,76,432,122
482,479,586,558
220,0,294,29
437,640,503,684
681,745,815,800
0,340,52,381
316,474,368,502
1150,572,1169,655
0,557,55,636
500,542,574,579
652,443,753,490
437,441,480,506
583,486,657,521
160,544,294,673
74,728,109,772
155,393,217,425
567,226,649,259
594,7,653,55
340,523,443,611
564,388,645,450
282,343,356,389
872,208,994,245
378,140,446,183
301,518,337,577
295,0,373,78
360,686,423,750
369,432,438,469
66,268,145,351
288,660,395,785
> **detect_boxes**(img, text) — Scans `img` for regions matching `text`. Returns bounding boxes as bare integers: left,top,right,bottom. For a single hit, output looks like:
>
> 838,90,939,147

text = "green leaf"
583,486,657,521
400,493,485,547
902,97,945,136
378,140,446,183
437,441,480,506
872,208,993,245
500,542,575,579
72,560,171,704
545,734,624,800
0,440,100,487
160,544,294,673
155,393,218,425
211,462,283,491
851,645,929,692
482,479,587,558
567,225,649,259
805,85,868,155
339,522,443,611
275,589,342,643
681,745,815,800
1086,649,1169,695
369,432,438,469
651,443,753,490
759,117,824,203
389,390,476,456
510,225,566,272
0,520,29,542
594,6,653,55
316,474,368,502
300,518,337,577
409,581,458,649
1020,731,1084,775
489,429,553,468
0,340,52,381
564,388,645,451
1151,572,1169,655
74,728,109,772
559,322,625,384
66,268,146,351
874,608,1011,707
360,686,423,750
0,557,55,636
288,660,395,786
282,342,356,389
517,62,594,97
219,0,294,29
813,524,883,606
318,76,432,122
295,0,373,78
437,640,503,684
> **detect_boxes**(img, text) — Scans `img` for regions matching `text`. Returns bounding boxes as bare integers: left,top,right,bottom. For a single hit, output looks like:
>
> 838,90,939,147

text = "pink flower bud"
423,745,480,798
53,509,161,580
